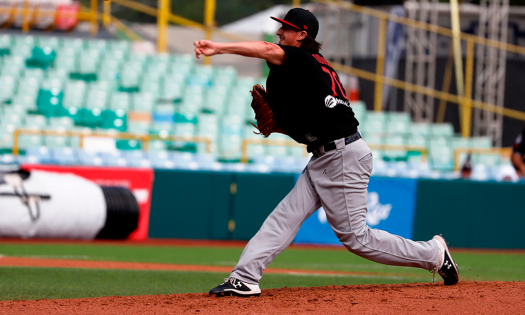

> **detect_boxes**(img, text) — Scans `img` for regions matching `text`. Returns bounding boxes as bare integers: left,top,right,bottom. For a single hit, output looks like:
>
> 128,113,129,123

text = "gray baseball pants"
230,137,439,285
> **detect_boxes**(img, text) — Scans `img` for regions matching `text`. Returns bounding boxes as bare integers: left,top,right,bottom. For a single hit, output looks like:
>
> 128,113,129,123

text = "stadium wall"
148,169,295,240
412,179,525,249
148,170,525,249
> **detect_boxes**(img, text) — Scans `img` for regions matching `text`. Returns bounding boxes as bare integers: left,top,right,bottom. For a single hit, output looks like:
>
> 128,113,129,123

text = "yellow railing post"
13,130,20,155
22,0,30,32
374,16,387,112
103,0,111,28
292,0,301,8
90,0,98,36
203,0,216,65
157,0,169,53
462,39,475,138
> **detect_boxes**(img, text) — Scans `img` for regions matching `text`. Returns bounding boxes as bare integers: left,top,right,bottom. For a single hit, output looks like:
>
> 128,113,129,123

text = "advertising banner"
293,177,419,245
21,165,154,240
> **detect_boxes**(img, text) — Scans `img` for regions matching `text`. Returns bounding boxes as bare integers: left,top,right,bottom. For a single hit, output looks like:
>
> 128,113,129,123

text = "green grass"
0,267,430,301
0,243,523,281
0,243,523,300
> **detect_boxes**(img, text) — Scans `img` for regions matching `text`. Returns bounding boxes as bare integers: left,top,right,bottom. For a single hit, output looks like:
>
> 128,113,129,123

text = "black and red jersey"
266,44,359,148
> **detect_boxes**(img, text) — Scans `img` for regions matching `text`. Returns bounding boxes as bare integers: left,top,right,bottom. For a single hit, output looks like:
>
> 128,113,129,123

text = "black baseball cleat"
433,235,459,285
209,277,261,297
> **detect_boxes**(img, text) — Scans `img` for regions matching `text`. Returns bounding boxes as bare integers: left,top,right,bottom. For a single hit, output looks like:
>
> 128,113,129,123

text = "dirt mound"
1,281,523,314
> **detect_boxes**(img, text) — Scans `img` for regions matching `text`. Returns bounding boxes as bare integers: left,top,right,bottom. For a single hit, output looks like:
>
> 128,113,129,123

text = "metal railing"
313,0,525,136
12,129,213,155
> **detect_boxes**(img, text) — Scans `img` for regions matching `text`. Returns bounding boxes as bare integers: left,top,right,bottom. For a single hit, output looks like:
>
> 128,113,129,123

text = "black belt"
312,132,362,157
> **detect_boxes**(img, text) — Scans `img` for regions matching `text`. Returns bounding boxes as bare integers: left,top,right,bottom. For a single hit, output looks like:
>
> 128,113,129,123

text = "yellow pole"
292,0,301,8
90,0,98,36
157,0,169,53
203,0,216,65
462,39,474,138
374,17,387,112
103,0,111,28
22,0,29,32
450,0,465,129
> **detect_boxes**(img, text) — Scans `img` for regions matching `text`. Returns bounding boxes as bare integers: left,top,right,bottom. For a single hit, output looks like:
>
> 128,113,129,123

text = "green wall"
149,170,296,240
150,170,525,249
413,179,525,249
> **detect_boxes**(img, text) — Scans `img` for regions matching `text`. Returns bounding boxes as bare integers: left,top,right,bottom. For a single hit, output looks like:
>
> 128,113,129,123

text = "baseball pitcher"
194,8,459,297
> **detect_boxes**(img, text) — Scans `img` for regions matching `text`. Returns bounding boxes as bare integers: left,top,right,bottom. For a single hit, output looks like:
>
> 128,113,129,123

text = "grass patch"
0,243,523,282
0,267,430,301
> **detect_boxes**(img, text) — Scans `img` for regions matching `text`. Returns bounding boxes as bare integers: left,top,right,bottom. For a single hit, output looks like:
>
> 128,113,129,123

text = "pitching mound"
1,281,523,314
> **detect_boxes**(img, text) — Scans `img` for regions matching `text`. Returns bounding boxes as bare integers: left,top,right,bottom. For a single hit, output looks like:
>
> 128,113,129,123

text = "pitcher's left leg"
311,138,439,271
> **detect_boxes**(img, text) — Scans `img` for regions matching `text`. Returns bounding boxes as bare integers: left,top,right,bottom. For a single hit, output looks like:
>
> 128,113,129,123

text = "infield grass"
0,267,432,301
0,243,524,282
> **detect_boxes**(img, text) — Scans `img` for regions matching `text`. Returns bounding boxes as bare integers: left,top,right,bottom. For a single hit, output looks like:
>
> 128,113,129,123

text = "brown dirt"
0,281,524,314
1,239,525,314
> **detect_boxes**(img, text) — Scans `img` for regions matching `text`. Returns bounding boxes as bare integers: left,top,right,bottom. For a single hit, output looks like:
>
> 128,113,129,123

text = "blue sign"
293,177,419,245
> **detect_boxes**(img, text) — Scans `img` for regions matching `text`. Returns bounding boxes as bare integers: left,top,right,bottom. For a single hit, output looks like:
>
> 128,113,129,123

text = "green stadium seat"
407,135,427,147
141,82,161,94
170,63,193,77
218,134,242,160
49,117,74,129
0,34,11,49
246,144,265,159
86,39,108,51
382,135,406,161
148,140,168,151
203,93,227,114
386,120,410,135
132,93,156,111
470,137,492,148
110,40,131,51
62,38,85,50
109,92,131,110
46,68,70,81
430,123,454,137
10,45,32,58
24,115,48,128
76,108,102,128
19,134,42,148
363,133,383,145
475,153,501,166
127,121,150,134
44,134,69,147
100,109,127,131
37,36,61,49
360,118,385,135
0,130,13,148
410,122,431,137
161,82,183,100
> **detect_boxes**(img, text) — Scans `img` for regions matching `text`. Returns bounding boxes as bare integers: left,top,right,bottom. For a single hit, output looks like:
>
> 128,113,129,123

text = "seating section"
0,35,509,178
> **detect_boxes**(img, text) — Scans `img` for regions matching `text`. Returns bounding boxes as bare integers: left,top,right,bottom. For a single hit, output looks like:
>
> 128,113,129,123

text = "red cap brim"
270,16,301,30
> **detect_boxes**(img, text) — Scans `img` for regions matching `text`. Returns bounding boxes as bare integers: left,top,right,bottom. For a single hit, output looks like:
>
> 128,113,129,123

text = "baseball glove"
249,84,276,138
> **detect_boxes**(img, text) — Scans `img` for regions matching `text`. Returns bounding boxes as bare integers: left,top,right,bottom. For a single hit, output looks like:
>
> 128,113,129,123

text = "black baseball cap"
271,8,319,39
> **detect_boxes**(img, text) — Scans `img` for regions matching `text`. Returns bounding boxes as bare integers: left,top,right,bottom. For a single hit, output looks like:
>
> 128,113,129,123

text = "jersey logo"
325,95,350,108
305,132,318,142
325,95,336,108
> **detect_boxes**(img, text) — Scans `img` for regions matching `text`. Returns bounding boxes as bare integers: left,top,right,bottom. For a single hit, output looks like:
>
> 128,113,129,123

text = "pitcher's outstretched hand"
194,40,219,59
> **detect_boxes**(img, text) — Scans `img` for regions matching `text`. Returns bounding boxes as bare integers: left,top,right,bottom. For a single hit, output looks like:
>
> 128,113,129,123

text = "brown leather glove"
249,84,277,138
